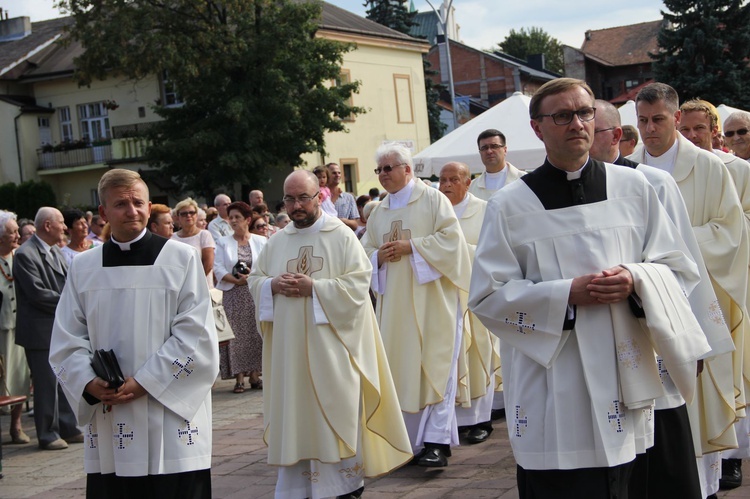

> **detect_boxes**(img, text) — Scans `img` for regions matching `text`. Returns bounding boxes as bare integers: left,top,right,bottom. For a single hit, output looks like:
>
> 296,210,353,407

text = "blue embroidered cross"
505,312,536,334
113,423,134,449
515,405,528,437
172,357,194,380
87,423,98,449
607,401,625,433
177,420,199,446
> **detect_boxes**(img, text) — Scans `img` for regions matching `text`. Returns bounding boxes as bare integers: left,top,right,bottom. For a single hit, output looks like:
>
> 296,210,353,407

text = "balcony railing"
37,144,113,170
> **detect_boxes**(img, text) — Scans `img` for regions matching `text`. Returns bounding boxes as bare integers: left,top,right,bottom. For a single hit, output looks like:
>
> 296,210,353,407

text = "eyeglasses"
594,127,615,134
725,128,749,138
536,107,596,126
178,210,197,217
282,192,319,205
374,163,406,175
479,143,505,152
254,223,268,230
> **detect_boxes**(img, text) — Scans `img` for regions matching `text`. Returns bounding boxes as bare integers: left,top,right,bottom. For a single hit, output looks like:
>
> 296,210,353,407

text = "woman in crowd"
60,209,96,266
214,204,266,393
0,210,30,444
251,204,277,236
250,210,271,238
148,204,174,239
196,208,208,230
17,219,35,245
171,197,215,286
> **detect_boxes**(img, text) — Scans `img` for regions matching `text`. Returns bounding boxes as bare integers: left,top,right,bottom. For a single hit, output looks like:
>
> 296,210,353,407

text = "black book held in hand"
91,349,125,390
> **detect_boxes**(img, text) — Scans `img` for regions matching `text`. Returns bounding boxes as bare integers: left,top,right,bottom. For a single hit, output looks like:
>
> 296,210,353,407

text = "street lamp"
425,0,458,130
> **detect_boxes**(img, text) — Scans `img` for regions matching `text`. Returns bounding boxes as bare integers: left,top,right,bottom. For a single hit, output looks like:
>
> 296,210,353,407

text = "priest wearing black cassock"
469,78,703,498
50,169,219,499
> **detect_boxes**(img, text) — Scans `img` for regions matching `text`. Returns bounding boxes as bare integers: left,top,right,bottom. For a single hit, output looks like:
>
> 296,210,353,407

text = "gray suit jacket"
13,234,68,350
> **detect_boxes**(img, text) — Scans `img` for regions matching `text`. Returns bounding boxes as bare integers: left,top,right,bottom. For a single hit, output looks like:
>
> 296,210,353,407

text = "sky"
11,0,668,49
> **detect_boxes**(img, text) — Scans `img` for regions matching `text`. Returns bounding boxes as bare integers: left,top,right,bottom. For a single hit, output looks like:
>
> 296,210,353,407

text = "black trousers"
86,469,211,499
517,460,634,499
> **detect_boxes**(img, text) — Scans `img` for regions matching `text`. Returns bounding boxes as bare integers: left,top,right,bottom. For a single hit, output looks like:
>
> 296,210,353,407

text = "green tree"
14,181,57,219
652,0,750,108
58,0,364,197
364,0,445,142
498,27,564,74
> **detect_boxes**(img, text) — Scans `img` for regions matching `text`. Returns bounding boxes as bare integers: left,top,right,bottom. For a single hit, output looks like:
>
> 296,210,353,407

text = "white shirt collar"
34,234,56,254
453,193,470,218
645,137,679,173
388,178,416,209
110,228,148,251
294,212,328,234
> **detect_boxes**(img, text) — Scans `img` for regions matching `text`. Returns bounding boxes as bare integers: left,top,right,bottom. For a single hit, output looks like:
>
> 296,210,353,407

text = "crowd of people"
0,77,750,499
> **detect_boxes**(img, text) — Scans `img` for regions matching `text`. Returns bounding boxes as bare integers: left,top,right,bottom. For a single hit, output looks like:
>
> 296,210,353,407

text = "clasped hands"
568,265,634,305
271,273,313,298
85,377,147,406
377,240,412,266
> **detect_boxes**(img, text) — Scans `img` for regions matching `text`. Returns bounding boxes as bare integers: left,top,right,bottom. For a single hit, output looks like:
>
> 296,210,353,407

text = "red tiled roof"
610,79,654,105
580,20,662,66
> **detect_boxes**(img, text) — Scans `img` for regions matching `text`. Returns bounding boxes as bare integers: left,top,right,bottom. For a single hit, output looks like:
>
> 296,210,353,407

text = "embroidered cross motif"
657,358,669,382
171,357,194,380
54,366,68,386
505,312,536,334
87,423,98,449
616,338,642,370
643,406,653,423
514,405,528,437
607,401,625,433
383,220,411,262
177,420,199,446
338,462,364,478
302,471,320,483
286,245,324,276
113,423,134,449
708,300,726,325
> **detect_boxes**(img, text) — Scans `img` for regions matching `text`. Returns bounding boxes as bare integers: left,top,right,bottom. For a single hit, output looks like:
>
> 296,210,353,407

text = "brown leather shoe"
64,433,85,444
41,438,68,450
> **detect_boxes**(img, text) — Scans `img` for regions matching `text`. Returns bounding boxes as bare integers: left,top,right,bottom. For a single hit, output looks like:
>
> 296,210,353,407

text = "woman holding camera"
214,202,267,393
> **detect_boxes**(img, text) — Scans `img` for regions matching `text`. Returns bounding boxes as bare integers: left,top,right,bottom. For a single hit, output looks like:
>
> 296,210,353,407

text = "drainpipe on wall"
14,110,24,183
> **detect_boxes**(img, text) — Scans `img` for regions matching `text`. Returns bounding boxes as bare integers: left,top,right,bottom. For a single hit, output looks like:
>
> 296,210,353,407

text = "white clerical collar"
645,138,679,173
453,193,470,218
547,156,589,180
294,212,328,234
484,168,507,190
111,228,148,251
388,178,416,209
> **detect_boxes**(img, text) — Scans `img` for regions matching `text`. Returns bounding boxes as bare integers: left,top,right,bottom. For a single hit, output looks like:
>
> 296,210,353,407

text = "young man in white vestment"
438,162,496,446
362,144,472,468
593,99,736,499
469,78,705,498
248,170,412,499
49,169,219,498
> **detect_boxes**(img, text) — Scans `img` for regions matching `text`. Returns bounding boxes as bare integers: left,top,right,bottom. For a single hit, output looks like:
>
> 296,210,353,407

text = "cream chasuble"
469,163,701,470
50,236,219,476
468,163,526,202
248,215,412,477
362,179,471,413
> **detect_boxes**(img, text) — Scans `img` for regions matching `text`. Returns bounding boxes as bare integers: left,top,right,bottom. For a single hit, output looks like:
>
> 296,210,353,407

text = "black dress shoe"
720,458,743,490
465,427,491,444
491,408,506,420
417,447,448,467
409,447,427,465
337,486,364,499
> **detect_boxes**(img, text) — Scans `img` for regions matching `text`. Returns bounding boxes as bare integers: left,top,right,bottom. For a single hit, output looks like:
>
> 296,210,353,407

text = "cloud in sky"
10,0,666,49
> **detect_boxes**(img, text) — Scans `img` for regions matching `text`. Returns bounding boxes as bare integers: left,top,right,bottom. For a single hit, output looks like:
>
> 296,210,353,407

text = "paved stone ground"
1,379,750,498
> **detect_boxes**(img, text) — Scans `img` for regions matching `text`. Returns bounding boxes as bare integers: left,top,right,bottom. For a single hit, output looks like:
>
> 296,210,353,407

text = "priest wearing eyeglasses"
362,143,472,468
468,129,526,202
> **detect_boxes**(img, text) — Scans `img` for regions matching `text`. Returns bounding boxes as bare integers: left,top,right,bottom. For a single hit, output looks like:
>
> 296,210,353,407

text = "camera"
232,261,250,278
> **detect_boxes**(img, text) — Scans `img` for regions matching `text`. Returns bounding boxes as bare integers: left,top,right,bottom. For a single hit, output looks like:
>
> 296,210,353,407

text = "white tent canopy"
413,92,547,177
717,104,745,127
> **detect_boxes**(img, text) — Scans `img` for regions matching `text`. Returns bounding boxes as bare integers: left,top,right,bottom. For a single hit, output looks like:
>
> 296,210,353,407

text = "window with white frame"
77,102,111,142
58,106,74,142
161,70,184,107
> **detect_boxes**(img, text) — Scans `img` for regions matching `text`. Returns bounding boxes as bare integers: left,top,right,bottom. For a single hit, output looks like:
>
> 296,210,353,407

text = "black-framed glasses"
594,127,615,134
254,223,268,229
282,192,319,205
536,107,596,126
479,143,505,152
725,128,749,138
178,210,197,217
374,163,406,175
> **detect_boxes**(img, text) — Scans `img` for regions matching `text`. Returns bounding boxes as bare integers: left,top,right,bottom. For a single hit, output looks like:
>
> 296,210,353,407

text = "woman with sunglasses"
250,214,270,238
171,197,215,287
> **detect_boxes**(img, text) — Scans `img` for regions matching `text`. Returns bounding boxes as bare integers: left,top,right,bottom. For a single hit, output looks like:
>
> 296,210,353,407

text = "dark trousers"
517,460,634,499
86,469,212,499
630,404,701,499
25,349,79,446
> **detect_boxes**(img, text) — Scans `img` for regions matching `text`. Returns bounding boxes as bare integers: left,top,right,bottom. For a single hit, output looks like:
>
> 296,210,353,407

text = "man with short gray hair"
207,193,233,241
724,111,750,161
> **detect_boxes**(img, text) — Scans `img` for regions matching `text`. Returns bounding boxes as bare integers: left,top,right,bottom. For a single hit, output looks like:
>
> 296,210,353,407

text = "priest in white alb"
248,170,412,499
49,169,219,498
362,143,472,468
470,78,705,498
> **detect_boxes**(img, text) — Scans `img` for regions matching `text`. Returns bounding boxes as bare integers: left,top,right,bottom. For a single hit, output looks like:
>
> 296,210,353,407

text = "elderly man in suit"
13,207,82,450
